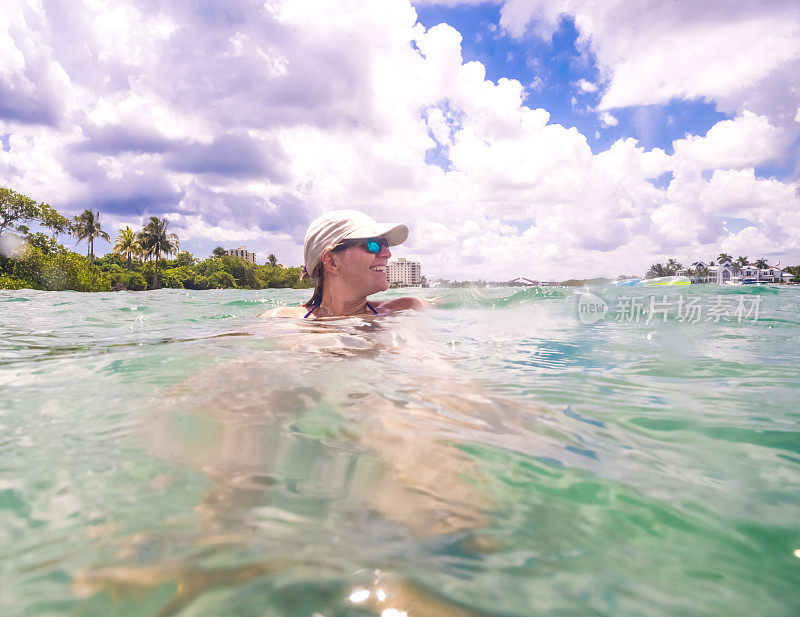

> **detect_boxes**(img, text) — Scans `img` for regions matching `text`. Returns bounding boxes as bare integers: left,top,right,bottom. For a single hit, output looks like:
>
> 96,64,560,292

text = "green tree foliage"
112,270,147,291
137,217,179,289
1,190,311,292
0,187,70,237
664,258,682,275
0,272,27,289
158,267,189,289
25,232,65,254
754,258,769,269
212,246,226,258
6,245,110,291
113,226,141,267
72,209,111,259
717,253,732,264
39,204,72,237
645,263,666,279
1,188,43,235
217,256,257,288
268,253,278,266
208,271,236,288
174,251,195,267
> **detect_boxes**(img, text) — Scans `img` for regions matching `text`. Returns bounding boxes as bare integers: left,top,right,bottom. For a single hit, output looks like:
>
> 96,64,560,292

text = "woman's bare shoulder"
375,297,431,313
260,305,308,318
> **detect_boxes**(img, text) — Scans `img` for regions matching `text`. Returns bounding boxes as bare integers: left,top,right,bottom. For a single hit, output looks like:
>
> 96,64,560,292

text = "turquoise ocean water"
2,284,799,616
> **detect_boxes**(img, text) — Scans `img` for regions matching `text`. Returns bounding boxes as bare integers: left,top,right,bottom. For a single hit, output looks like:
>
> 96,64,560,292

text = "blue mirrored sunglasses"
333,237,389,254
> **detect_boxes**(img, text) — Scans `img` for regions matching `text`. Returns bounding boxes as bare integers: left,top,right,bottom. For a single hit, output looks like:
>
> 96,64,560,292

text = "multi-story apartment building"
386,258,422,286
224,246,256,263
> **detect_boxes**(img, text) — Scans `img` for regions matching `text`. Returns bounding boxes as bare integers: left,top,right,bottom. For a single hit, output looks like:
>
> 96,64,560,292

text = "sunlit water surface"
2,285,799,616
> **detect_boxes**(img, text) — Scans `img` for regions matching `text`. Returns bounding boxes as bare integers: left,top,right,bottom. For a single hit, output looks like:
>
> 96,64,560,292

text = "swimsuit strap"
303,301,320,318
304,301,380,318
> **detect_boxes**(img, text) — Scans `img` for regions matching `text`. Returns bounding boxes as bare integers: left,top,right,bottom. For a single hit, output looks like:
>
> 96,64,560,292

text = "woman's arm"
378,297,431,312
260,305,307,318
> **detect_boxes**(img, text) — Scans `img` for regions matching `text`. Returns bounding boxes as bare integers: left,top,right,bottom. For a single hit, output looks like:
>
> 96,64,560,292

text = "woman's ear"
320,250,339,277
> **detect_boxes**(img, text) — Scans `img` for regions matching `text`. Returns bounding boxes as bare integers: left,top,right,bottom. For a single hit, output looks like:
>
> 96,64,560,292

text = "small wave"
501,286,567,303
708,284,782,295
433,286,566,309
223,299,273,307
755,317,800,328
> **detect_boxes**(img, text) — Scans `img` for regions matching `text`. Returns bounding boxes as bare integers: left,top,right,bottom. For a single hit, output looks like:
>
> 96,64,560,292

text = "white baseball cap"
303,210,408,274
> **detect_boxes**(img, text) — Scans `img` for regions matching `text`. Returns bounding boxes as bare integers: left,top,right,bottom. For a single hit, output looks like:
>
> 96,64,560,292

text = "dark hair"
302,262,325,308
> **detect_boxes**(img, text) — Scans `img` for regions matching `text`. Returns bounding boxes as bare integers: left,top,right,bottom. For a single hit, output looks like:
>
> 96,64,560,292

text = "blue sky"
1,0,799,279
416,3,733,157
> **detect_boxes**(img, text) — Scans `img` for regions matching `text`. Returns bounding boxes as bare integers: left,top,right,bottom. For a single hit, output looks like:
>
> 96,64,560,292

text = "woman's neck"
317,288,369,317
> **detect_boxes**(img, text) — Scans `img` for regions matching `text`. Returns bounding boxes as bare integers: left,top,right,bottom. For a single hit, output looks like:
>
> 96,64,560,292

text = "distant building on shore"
506,277,539,286
677,260,792,284
503,277,559,287
387,258,422,286
224,246,256,264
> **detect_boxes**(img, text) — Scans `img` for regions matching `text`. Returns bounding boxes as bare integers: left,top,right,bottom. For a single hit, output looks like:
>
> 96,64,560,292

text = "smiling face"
332,238,392,296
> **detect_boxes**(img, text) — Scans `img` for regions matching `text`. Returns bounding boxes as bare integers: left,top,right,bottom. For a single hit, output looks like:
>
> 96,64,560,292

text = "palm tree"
113,226,140,268
717,253,732,265
72,209,110,260
735,256,749,269
665,258,682,275
754,258,769,270
693,265,710,282
646,263,666,279
138,217,179,289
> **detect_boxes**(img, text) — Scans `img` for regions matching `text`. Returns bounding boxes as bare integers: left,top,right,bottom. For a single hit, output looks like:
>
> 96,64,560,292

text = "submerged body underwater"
2,284,800,616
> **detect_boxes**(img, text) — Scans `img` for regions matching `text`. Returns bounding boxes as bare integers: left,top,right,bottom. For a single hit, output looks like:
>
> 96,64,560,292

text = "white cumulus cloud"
599,111,618,127
494,0,800,125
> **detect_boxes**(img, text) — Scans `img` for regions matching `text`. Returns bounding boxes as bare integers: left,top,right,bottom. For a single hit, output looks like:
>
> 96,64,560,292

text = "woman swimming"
264,210,428,318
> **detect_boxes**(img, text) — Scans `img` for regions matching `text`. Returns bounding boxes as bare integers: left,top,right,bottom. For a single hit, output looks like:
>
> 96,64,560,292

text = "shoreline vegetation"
0,188,309,292
3,188,799,292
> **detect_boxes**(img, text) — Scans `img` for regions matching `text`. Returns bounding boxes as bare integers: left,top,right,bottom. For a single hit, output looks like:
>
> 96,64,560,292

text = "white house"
711,261,736,284
757,266,784,283
677,260,736,284
738,265,760,282
679,259,790,284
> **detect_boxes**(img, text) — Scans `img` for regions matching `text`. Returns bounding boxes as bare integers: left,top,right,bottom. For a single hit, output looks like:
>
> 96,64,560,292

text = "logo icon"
577,292,608,324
